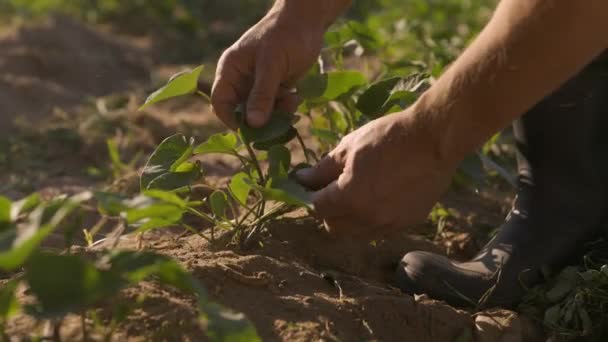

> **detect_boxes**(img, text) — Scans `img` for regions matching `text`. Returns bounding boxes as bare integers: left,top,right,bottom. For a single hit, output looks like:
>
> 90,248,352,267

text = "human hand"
295,107,459,235
211,2,326,129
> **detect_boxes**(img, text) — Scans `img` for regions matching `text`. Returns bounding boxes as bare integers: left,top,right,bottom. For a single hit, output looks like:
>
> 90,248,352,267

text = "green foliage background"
1,0,496,63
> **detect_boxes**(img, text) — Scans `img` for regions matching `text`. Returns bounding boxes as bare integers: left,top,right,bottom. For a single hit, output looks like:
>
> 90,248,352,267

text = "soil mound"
0,15,151,131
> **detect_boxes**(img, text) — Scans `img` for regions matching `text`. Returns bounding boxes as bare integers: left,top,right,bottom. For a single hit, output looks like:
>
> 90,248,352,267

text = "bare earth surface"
0,17,543,341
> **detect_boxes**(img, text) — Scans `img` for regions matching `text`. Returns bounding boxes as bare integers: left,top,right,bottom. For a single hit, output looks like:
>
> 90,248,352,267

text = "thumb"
295,153,343,190
246,52,283,128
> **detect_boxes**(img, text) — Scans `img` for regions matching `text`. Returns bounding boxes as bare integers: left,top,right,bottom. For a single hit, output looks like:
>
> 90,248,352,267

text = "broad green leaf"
141,134,201,191
147,162,201,192
140,65,204,110
380,90,417,113
299,68,367,104
322,71,367,101
209,191,228,219
0,192,91,271
328,111,348,135
238,110,296,145
356,77,401,117
126,203,184,232
194,133,239,155
228,173,252,206
248,178,312,209
143,190,187,208
546,267,580,303
26,253,125,317
252,127,297,151
10,193,41,221
0,279,19,321
0,196,10,231
268,146,291,180
298,63,327,100
544,305,561,327
95,192,129,216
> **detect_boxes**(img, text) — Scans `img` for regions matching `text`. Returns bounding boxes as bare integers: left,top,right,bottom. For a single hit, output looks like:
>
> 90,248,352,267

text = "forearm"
413,0,608,163
271,0,352,30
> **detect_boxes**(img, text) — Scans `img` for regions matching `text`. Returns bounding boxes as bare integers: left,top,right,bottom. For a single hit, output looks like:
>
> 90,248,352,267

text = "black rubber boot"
395,54,608,308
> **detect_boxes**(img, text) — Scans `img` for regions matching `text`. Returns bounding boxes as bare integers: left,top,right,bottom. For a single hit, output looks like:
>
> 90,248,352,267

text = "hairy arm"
297,0,608,233
419,0,608,163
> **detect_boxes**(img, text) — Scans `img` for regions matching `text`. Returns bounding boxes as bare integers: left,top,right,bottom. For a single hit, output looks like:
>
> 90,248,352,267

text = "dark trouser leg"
395,54,608,308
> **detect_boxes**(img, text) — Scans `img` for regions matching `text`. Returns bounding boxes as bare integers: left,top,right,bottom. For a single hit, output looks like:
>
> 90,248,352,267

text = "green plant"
0,192,260,341
520,239,608,341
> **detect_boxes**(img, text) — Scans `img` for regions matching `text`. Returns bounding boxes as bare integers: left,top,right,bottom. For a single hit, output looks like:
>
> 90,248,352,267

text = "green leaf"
0,279,20,321
380,90,417,113
267,146,291,180
26,253,125,317
0,192,92,271
0,196,10,231
228,173,252,206
194,133,239,155
356,77,401,117
147,162,201,192
95,192,129,216
298,68,367,104
546,267,580,303
106,139,126,172
141,134,201,191
298,63,328,100
238,110,296,145
10,193,41,221
252,127,297,151
140,65,204,110
126,201,184,233
209,191,228,219
322,71,367,101
544,304,561,327
143,190,187,208
249,178,312,209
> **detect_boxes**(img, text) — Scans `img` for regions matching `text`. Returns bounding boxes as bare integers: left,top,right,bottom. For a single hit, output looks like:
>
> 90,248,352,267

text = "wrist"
406,91,474,167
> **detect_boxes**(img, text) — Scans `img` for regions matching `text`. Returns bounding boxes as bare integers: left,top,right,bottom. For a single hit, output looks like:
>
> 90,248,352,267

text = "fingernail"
247,110,266,128
295,168,313,182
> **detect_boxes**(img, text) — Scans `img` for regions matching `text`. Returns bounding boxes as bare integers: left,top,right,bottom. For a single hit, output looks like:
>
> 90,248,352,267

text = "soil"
0,17,544,341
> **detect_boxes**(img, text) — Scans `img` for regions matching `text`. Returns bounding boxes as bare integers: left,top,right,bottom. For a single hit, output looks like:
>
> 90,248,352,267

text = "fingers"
211,76,240,129
276,89,299,114
246,50,285,128
295,154,343,190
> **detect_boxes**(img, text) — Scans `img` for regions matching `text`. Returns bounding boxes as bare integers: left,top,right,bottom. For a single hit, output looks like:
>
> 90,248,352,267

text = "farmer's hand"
295,103,459,235
211,0,351,128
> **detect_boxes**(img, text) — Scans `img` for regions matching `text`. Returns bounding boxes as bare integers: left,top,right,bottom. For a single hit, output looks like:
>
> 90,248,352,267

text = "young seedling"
0,193,261,342
139,66,313,246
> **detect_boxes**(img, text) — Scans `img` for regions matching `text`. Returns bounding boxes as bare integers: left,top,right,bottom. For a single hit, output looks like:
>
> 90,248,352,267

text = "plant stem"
243,204,291,247
295,131,311,164
196,90,211,102
244,142,265,185
181,224,212,242
185,207,214,224
81,312,88,342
